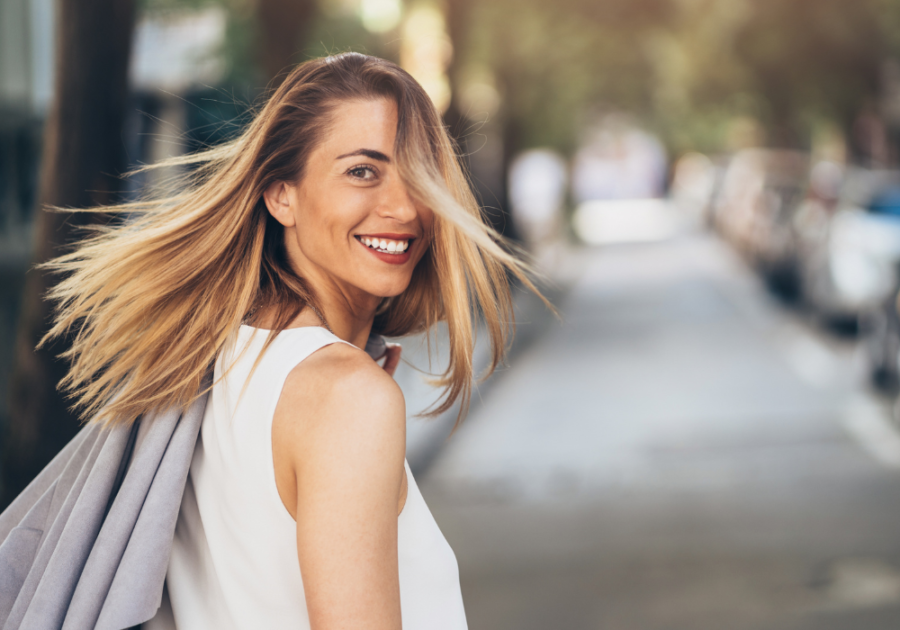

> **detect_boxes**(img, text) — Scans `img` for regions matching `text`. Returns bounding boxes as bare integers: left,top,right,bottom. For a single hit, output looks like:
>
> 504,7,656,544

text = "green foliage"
460,0,672,155
647,0,897,153
299,10,401,63
138,0,900,157
458,0,900,156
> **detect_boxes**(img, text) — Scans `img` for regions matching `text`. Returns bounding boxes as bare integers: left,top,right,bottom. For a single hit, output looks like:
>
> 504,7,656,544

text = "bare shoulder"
282,341,405,423
273,341,406,481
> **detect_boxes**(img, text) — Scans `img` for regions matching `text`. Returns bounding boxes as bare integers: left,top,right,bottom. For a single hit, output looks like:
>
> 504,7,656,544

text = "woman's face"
265,98,434,308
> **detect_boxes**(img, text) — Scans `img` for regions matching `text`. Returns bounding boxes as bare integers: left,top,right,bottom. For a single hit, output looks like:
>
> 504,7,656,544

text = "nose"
377,173,418,224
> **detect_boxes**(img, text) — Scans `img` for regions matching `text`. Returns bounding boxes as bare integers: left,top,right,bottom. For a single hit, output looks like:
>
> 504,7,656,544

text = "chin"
370,284,411,300
364,276,413,300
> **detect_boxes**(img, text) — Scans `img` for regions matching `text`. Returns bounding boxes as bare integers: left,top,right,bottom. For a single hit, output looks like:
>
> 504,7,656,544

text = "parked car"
862,284,900,392
711,149,808,295
749,153,811,297
796,170,900,327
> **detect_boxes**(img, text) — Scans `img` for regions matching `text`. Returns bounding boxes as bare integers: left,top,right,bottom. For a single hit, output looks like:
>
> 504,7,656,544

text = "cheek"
294,190,358,252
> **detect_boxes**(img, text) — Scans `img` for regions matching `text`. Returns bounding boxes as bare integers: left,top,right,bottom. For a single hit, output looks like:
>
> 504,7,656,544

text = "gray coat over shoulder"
0,387,208,630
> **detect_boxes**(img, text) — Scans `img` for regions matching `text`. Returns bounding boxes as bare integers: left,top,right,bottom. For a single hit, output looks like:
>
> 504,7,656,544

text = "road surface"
413,232,900,630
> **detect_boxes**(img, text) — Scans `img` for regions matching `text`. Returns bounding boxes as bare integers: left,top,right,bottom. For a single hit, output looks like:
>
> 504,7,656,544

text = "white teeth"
359,237,409,254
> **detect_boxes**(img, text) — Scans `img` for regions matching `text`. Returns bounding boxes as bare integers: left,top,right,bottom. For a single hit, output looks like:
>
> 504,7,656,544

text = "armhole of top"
398,459,412,518
264,328,354,522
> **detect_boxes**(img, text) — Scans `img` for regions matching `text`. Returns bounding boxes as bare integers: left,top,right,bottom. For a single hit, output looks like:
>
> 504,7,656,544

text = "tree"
731,0,885,146
256,0,317,86
442,0,474,144
2,0,136,508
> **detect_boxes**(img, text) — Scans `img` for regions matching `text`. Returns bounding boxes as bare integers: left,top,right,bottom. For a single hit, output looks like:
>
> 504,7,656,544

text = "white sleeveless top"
146,325,467,630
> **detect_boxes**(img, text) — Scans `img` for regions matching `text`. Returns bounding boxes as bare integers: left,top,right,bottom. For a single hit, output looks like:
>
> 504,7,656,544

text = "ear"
263,181,296,227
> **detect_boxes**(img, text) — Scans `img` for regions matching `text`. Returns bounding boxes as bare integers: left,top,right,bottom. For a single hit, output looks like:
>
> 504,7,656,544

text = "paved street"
414,231,900,630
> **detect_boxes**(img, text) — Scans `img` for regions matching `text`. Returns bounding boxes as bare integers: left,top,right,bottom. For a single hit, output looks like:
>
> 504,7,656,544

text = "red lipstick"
355,234,415,265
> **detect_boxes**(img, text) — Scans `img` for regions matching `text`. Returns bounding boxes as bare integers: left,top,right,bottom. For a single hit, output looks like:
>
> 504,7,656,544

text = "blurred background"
5,0,900,627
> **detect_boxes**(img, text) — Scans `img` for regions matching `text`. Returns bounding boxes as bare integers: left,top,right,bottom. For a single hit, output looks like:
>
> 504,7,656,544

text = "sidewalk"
416,233,900,630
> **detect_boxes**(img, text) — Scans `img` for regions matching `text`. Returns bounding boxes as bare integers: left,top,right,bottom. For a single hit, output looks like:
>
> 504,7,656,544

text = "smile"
355,235,411,255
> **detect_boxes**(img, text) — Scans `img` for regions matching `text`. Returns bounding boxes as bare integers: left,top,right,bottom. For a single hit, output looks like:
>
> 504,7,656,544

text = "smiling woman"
28,53,541,629
262,98,432,308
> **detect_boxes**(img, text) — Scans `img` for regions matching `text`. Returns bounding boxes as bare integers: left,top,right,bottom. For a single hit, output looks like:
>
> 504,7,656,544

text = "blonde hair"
43,53,541,426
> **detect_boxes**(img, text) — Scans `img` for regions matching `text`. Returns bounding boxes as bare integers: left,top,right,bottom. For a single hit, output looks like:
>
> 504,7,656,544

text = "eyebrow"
335,148,391,163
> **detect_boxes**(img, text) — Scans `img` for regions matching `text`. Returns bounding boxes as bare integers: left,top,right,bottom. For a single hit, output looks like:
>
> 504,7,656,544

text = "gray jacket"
0,334,388,630
0,388,208,630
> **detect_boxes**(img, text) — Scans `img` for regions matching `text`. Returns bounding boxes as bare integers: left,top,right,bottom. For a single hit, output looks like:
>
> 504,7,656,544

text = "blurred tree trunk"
441,0,516,237
483,60,517,239
2,0,136,509
256,0,316,87
442,0,473,145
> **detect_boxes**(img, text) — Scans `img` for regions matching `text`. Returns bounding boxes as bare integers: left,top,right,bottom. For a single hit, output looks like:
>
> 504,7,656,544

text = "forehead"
317,98,398,155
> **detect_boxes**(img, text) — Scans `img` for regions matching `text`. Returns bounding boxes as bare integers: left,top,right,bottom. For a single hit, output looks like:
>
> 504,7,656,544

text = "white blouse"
147,325,467,629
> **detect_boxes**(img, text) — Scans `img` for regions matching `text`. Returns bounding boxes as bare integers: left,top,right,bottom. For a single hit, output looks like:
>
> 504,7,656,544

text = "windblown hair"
43,52,540,426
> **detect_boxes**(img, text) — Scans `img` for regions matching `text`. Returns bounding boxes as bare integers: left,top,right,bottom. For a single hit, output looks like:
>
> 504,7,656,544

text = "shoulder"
284,340,404,417
274,339,405,468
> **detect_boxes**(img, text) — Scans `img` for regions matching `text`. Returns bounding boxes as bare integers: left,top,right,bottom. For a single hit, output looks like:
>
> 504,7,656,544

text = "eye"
346,165,378,182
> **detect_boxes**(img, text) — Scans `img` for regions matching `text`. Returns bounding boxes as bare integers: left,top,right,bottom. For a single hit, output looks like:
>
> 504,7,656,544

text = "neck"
283,256,381,349
277,231,382,349
310,280,380,349
253,288,377,349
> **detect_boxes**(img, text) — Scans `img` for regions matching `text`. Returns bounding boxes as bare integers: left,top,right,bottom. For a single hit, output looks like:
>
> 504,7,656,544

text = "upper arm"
272,344,406,630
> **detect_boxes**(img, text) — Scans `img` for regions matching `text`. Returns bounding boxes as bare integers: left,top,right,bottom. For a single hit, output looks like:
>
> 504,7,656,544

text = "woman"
41,53,537,628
